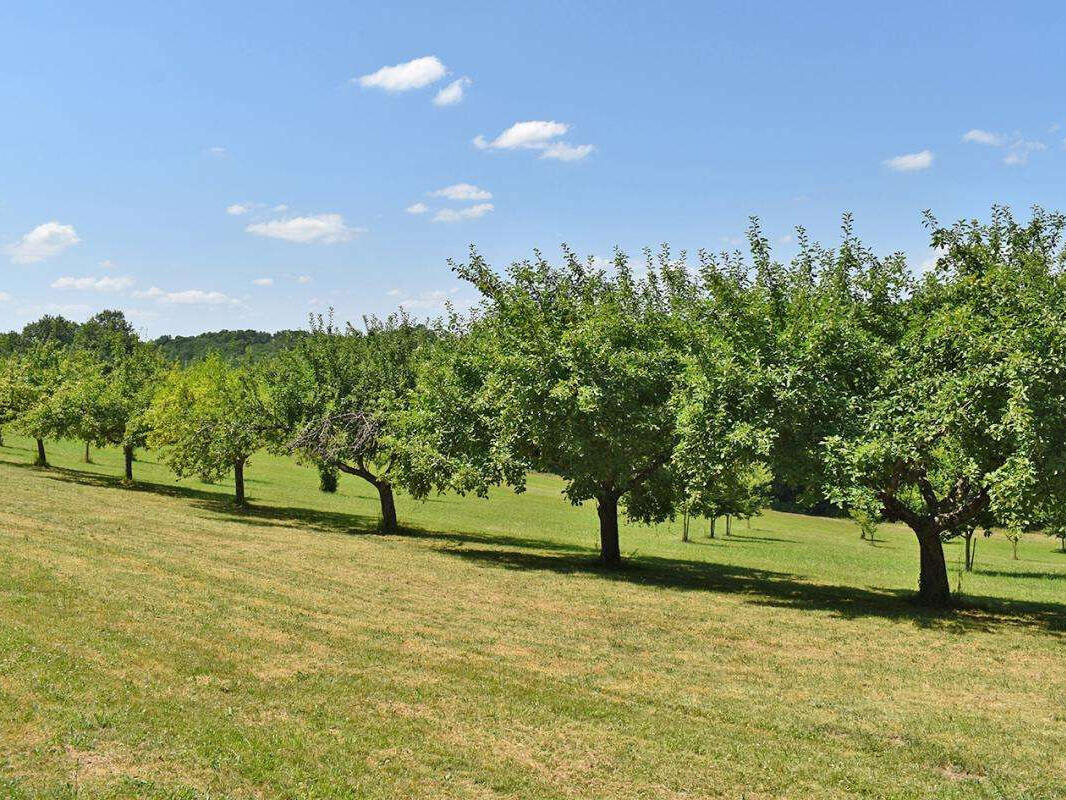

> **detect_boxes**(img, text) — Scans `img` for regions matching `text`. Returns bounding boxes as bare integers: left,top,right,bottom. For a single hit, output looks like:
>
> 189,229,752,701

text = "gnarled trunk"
916,529,950,607
596,491,621,566
375,480,397,532
234,458,247,507
35,438,47,467
123,445,134,481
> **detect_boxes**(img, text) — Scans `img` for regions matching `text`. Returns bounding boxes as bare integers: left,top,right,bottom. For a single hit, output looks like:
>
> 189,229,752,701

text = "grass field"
1,433,1064,799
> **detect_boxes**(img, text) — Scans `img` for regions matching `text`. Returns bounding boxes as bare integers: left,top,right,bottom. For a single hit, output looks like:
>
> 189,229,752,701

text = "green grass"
1,433,1064,799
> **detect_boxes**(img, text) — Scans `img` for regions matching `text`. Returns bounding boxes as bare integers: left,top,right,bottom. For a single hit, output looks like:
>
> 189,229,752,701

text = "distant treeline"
153,329,308,364
0,317,307,365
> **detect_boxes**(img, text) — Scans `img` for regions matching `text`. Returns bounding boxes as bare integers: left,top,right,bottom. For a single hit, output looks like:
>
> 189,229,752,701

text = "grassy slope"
0,434,1063,800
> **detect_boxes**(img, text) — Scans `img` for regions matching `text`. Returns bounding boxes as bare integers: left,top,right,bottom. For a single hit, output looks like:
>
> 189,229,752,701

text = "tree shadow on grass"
723,533,798,544
438,546,1066,637
10,457,589,554
974,569,1066,581
8,455,1065,638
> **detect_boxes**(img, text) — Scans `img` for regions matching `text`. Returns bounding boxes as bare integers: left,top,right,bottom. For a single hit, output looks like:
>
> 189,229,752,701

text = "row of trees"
3,207,1066,607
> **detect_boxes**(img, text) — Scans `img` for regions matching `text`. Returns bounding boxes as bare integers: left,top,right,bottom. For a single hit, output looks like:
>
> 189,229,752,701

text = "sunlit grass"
1,433,1064,799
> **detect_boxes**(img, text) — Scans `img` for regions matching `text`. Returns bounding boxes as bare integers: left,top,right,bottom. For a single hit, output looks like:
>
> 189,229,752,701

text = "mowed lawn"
1,434,1064,800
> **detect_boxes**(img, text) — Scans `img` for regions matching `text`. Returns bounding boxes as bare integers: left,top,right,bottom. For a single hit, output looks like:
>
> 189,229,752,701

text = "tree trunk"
597,492,621,566
234,458,247,507
1011,537,1019,560
709,517,716,539
376,480,398,532
123,445,134,481
1061,536,1065,554
35,438,47,466
963,532,973,572
0,427,4,446
84,441,92,463
916,529,951,607
725,515,732,537
682,510,689,543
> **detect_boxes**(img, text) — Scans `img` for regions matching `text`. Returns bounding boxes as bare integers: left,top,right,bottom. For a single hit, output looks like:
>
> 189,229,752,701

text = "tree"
1051,527,1066,554
19,315,79,348
825,207,1066,606
5,343,65,466
148,356,270,506
267,312,433,531
848,491,881,544
424,246,688,565
60,340,165,481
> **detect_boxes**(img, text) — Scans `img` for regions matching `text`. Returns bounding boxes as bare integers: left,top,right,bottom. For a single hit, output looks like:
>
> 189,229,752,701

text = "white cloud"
476,120,569,150
429,183,492,201
227,203,253,215
51,275,134,291
963,129,1006,146
883,150,933,172
406,202,429,214
433,77,471,106
398,288,462,311
386,288,402,296
0,292,10,302
296,275,312,284
207,146,227,157
432,203,494,223
5,221,80,264
1004,140,1046,166
357,56,447,92
252,277,274,286
541,142,595,161
99,259,116,270
273,204,289,212
246,213,364,244
133,287,238,306
473,120,593,162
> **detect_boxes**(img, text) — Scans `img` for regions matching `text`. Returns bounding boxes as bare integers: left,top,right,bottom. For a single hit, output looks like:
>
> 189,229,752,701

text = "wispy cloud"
432,203,494,223
396,287,468,311
252,277,274,286
133,287,240,306
406,202,429,215
51,275,134,291
296,275,312,284
883,150,933,172
5,221,80,264
1003,139,1046,166
0,292,10,302
963,129,1047,165
246,213,365,244
357,56,447,92
474,120,594,161
962,129,1006,146
206,146,227,158
429,183,492,201
434,76,471,106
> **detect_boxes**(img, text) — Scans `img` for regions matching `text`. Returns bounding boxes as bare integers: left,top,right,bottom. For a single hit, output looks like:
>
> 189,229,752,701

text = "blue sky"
2,1,1065,336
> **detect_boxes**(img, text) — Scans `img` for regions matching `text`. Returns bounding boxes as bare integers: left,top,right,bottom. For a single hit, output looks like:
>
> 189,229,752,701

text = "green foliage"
824,206,1066,604
414,246,688,563
318,462,339,493
148,355,271,502
266,311,434,528
155,329,308,365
